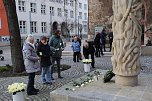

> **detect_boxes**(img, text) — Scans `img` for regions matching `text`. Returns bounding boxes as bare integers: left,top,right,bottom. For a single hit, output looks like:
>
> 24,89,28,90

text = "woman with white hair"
22,34,40,95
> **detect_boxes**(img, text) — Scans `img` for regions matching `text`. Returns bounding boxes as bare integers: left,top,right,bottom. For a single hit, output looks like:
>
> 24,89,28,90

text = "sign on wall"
95,26,103,34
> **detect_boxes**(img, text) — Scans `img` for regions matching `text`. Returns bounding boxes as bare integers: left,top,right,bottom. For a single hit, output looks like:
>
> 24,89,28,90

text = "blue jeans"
41,66,51,83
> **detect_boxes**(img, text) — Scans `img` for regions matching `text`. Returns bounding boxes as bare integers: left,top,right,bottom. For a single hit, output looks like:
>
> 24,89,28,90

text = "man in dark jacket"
37,36,52,84
100,29,107,52
49,30,64,79
108,31,113,52
83,39,95,68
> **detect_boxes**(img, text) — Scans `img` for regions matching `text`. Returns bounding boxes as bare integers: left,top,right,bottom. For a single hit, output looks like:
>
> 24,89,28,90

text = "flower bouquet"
8,83,26,101
82,59,92,72
82,59,92,64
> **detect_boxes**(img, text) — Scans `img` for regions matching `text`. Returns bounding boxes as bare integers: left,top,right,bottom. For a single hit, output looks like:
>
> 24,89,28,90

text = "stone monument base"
115,75,138,86
50,70,152,101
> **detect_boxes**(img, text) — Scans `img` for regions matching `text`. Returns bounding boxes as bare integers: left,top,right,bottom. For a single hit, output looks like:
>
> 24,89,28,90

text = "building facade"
0,0,9,41
0,0,88,41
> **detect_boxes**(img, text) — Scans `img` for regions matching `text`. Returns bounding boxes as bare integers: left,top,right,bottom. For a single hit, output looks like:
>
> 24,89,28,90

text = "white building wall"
15,0,88,39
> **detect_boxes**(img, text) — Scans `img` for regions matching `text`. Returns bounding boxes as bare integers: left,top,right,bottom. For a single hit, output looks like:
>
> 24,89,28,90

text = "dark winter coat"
36,42,51,67
83,41,95,55
49,35,64,58
94,34,101,48
108,32,113,44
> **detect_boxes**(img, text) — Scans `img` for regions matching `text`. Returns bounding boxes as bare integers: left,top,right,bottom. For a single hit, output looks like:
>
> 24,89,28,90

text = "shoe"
27,91,37,95
33,88,39,92
58,76,63,79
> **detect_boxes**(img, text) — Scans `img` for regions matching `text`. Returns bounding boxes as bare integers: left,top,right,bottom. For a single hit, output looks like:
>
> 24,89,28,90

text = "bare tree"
2,0,25,73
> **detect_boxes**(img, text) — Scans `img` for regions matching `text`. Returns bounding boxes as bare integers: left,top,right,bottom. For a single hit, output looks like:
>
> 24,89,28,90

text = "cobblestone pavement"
1,44,152,101
0,55,152,101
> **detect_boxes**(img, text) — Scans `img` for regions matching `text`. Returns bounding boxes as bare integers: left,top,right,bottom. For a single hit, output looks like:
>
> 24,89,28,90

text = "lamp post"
29,11,31,34
50,12,52,37
78,16,79,37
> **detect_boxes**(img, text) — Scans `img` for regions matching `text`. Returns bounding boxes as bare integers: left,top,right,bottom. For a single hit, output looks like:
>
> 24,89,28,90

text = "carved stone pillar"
112,0,143,86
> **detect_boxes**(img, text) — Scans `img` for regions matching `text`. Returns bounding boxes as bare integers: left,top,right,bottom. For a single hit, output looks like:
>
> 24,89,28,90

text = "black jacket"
37,42,51,67
83,41,95,55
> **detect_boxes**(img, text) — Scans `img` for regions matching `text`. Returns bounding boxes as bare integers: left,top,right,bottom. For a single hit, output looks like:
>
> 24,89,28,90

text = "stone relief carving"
112,0,143,76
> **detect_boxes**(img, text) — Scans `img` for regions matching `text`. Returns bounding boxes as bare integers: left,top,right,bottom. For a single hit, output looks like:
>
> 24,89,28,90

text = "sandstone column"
112,0,143,86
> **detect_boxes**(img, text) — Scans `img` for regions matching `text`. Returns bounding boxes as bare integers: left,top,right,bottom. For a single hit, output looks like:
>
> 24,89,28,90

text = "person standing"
83,39,95,68
49,30,64,79
22,35,40,95
100,29,107,52
94,32,104,57
37,36,52,84
71,36,81,62
108,30,113,52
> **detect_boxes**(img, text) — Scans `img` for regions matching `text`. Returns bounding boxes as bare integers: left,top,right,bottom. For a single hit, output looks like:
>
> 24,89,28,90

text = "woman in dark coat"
37,36,52,84
94,32,103,57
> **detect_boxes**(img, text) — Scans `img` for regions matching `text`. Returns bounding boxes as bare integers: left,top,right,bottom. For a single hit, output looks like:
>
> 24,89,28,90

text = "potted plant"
8,83,26,101
82,59,92,72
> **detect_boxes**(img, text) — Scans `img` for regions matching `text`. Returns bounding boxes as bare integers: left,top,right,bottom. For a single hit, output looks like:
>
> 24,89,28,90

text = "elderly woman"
22,35,40,95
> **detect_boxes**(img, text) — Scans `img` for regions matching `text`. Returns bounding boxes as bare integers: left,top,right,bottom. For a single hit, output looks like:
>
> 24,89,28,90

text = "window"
70,0,74,6
41,4,46,14
84,25,87,32
79,3,82,9
49,0,55,2
64,9,68,17
56,0,62,3
18,0,26,12
41,22,47,33
50,6,54,16
70,10,74,18
65,0,68,5
19,21,26,33
30,21,37,33
30,3,36,13
84,4,87,10
79,12,82,19
71,24,74,33
57,8,62,17
84,13,87,20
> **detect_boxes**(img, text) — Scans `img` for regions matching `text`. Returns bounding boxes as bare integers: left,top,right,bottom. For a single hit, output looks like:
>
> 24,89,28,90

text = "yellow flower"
8,83,26,94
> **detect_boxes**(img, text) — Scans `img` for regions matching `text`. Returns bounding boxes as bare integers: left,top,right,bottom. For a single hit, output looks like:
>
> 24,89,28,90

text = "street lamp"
78,16,79,37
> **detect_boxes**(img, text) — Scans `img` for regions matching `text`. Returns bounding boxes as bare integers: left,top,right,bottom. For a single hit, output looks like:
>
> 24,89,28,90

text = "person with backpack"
71,36,81,62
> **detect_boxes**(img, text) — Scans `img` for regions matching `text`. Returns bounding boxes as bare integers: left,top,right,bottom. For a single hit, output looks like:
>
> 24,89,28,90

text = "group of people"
71,29,113,69
94,29,113,57
22,29,113,95
22,30,64,95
